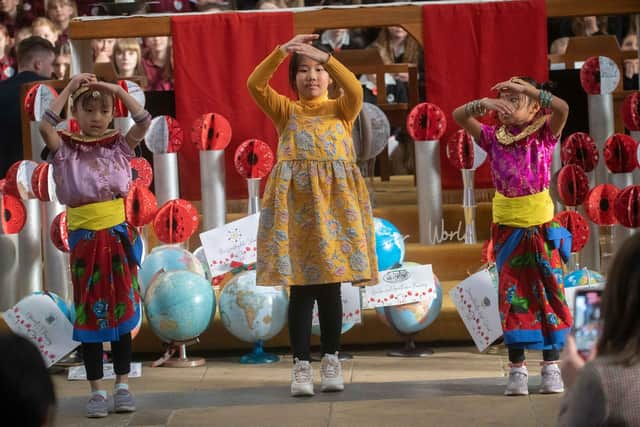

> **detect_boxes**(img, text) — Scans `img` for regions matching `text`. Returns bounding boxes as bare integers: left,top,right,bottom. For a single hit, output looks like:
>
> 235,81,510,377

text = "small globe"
374,217,405,271
139,245,205,299
218,271,288,343
32,291,74,323
144,270,215,342
564,268,605,288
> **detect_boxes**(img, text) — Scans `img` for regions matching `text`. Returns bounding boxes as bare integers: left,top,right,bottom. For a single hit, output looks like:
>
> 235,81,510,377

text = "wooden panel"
546,0,640,17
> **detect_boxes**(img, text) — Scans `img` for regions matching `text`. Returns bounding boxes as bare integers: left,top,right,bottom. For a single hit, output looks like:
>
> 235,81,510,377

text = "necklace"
495,115,548,146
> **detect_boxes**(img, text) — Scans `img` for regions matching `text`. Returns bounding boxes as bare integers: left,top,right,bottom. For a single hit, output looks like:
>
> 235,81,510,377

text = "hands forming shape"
280,34,330,64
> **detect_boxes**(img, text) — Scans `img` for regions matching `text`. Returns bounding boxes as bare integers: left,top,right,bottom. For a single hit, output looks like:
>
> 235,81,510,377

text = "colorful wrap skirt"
493,222,573,350
69,223,142,343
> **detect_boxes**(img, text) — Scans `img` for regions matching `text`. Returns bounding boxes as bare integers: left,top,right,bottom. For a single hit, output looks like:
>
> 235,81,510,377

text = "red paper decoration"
125,184,157,227
130,157,153,188
561,132,599,172
614,185,640,228
557,164,589,206
585,184,620,226
234,139,275,179
153,199,199,244
0,194,26,234
31,162,51,201
50,212,69,252
191,113,232,151
113,80,130,117
406,102,446,141
580,57,602,95
622,92,640,131
3,161,21,198
446,129,474,170
603,133,638,173
23,83,57,121
553,210,590,253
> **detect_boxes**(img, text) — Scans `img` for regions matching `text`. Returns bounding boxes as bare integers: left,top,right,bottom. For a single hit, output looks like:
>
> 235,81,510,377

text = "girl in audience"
142,36,173,90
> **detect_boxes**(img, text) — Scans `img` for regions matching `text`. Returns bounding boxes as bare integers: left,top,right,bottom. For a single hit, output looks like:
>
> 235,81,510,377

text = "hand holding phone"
572,288,603,360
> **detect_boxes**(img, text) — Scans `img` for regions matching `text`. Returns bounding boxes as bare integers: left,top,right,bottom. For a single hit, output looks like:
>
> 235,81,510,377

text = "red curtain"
171,12,295,200
422,0,548,190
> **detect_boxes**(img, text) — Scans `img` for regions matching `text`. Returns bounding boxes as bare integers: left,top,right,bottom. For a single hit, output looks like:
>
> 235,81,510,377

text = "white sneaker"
504,365,529,396
539,363,564,394
320,352,344,392
291,358,314,397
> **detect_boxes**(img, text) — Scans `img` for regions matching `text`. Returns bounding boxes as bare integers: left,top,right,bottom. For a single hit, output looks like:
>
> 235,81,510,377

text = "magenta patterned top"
51,132,134,207
478,120,559,197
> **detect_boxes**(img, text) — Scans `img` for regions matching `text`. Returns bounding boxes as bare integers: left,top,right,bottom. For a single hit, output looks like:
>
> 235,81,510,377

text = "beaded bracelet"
131,110,151,124
43,109,63,126
464,99,486,117
539,90,552,109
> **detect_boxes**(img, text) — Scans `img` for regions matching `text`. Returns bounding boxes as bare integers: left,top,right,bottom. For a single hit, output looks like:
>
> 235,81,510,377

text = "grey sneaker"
540,363,564,394
504,365,529,396
86,394,109,418
291,359,314,397
113,388,136,413
320,352,344,392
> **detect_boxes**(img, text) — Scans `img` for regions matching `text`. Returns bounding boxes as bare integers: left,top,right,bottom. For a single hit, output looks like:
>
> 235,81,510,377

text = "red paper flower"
580,56,620,95
0,193,26,234
553,210,590,253
191,113,232,151
561,132,599,172
31,162,51,201
406,102,446,141
3,161,21,198
145,116,183,154
585,184,620,226
446,129,475,170
113,80,130,117
614,185,640,228
622,92,640,131
153,199,200,244
23,83,57,121
557,164,589,206
125,184,157,227
603,133,638,173
50,212,69,252
234,139,275,179
130,157,153,188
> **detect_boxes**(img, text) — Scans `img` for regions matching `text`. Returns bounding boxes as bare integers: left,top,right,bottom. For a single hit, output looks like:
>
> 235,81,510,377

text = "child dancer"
39,73,151,417
247,34,377,397
453,77,572,396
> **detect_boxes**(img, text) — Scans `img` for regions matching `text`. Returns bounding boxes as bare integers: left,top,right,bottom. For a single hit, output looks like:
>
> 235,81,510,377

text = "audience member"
142,36,173,91
621,32,639,90
112,38,146,86
52,40,70,79
91,37,115,63
31,16,59,46
0,22,15,79
46,0,76,44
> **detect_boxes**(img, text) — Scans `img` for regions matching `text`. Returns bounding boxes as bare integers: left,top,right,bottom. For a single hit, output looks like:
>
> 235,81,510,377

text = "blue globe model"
139,245,205,299
373,217,405,271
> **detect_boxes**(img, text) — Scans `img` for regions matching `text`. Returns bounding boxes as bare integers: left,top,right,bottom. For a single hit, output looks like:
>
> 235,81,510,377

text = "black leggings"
81,333,132,381
288,284,342,361
508,347,560,364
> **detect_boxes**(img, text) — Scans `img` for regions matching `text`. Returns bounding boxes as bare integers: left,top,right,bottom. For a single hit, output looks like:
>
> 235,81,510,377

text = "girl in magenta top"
39,73,151,418
453,77,572,397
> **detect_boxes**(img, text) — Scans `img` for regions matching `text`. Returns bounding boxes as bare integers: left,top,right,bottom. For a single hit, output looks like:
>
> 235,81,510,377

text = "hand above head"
280,34,330,63
479,97,515,116
280,34,319,53
491,77,535,95
68,73,97,93
88,81,124,96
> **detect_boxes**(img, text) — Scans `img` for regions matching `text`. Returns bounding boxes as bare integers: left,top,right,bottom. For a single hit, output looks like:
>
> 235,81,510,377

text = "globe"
32,291,74,323
139,245,205,299
144,270,215,342
374,217,405,271
564,268,605,288
218,271,288,343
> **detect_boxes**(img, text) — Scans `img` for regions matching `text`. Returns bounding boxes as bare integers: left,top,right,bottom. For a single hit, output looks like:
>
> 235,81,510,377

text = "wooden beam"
546,0,640,18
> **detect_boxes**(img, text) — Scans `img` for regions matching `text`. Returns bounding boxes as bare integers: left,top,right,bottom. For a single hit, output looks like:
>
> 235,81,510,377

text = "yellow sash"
67,199,126,231
492,190,554,228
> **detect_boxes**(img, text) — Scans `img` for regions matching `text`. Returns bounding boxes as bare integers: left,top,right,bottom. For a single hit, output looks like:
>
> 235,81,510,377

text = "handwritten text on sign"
363,264,435,309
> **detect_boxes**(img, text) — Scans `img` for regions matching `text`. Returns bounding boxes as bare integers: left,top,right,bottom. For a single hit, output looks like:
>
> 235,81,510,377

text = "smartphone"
572,288,603,360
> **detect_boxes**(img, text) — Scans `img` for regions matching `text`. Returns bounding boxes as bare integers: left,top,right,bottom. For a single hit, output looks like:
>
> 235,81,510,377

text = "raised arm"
452,97,515,141
323,55,363,122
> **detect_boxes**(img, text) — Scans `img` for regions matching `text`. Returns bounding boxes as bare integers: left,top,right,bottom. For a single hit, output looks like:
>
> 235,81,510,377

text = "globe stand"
240,340,279,364
387,335,433,357
154,339,205,368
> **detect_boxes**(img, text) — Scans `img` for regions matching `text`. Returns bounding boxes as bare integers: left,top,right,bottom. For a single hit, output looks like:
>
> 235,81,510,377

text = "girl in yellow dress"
247,34,377,397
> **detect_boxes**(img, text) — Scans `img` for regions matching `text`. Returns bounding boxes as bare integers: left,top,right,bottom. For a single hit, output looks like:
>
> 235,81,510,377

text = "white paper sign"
362,264,436,309
449,269,503,352
312,283,362,326
3,295,79,368
199,213,259,277
68,362,142,381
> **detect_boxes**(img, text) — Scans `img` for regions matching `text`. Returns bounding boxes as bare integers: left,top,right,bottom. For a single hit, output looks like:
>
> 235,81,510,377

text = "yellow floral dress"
247,47,378,287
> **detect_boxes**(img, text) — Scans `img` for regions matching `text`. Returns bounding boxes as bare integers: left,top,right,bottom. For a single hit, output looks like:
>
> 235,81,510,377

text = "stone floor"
52,345,563,427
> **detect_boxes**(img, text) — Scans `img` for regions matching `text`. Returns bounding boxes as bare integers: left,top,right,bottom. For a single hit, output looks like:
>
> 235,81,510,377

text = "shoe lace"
543,365,561,382
88,394,106,405
322,356,341,379
294,362,312,383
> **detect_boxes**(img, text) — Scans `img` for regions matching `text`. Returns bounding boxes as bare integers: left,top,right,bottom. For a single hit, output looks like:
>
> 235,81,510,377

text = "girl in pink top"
39,73,151,418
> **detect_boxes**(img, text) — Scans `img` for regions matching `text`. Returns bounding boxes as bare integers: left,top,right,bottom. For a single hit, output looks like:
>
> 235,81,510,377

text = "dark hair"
73,86,115,112
288,42,332,93
55,40,71,56
17,36,55,69
597,233,640,365
0,334,56,427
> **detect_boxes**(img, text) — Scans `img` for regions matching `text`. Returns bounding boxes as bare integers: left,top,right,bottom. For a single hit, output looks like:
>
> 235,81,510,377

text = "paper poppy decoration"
4,160,38,200
557,164,589,206
406,102,446,141
445,129,487,170
603,133,638,173
191,113,232,151
50,211,69,252
561,132,599,172
580,56,620,95
622,92,640,131
130,157,153,188
0,179,5,193
234,139,275,179
585,184,620,226
0,193,26,234
352,102,391,161
125,184,157,227
145,115,183,154
23,83,57,121
614,185,640,228
153,199,199,244
55,118,81,134
31,162,57,202
553,210,590,253
113,80,146,118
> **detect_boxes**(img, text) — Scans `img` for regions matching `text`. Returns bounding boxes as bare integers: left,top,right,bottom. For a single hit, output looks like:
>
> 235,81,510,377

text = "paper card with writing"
312,282,362,326
449,269,502,352
3,295,80,368
362,264,436,309
68,362,142,380
199,213,260,277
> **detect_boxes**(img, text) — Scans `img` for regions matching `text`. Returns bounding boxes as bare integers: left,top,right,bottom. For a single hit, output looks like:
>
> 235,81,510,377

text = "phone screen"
573,290,603,358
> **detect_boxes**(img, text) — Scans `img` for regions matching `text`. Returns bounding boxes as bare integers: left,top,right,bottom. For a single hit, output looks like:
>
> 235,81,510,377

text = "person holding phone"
558,233,640,426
